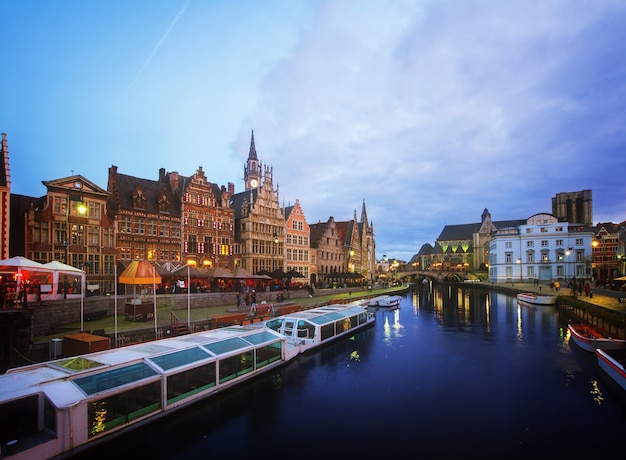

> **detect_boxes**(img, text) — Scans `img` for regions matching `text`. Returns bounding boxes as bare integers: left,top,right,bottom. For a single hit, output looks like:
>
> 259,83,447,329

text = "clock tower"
244,130,261,190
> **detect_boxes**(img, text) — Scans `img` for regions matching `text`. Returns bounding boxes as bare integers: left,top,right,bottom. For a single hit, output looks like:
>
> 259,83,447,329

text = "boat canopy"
2,325,285,407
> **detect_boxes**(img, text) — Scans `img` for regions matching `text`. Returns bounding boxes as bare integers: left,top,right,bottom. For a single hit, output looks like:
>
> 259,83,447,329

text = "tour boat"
264,301,376,355
368,294,401,308
596,348,626,392
567,323,626,353
0,302,374,459
516,292,558,306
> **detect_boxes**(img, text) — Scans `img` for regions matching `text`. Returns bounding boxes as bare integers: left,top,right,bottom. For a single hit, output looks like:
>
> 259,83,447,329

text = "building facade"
0,134,10,260
107,166,182,269
591,222,620,284
489,213,594,283
284,199,311,281
177,166,235,270
15,175,117,293
231,131,285,274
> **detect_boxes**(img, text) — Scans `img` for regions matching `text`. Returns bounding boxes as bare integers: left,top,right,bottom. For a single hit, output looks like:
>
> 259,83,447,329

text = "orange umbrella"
119,260,162,285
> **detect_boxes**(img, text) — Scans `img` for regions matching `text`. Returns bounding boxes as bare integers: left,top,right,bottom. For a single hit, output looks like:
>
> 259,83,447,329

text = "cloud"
241,0,626,260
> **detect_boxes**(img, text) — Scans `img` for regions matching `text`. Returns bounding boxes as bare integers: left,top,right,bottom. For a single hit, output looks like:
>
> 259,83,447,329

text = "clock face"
250,179,258,187
74,182,82,189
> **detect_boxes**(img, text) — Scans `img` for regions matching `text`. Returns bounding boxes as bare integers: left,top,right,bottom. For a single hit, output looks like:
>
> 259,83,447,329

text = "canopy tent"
207,266,235,279
285,269,305,278
119,260,162,336
41,260,86,301
172,265,207,279
119,260,162,285
0,256,55,306
232,267,256,279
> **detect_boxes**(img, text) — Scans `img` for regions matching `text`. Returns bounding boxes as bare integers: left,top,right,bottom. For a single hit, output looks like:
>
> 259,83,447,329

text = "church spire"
244,130,261,190
361,199,368,224
249,130,258,161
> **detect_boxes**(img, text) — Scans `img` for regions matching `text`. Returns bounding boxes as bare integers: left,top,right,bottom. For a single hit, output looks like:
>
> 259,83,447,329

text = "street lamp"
65,186,87,265
272,232,278,271
566,248,572,281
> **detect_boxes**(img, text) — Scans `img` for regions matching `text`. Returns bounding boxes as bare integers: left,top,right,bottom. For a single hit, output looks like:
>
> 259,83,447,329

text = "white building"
488,213,594,283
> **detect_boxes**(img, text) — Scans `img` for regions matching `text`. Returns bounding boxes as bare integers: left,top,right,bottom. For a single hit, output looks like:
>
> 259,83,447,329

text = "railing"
170,311,180,325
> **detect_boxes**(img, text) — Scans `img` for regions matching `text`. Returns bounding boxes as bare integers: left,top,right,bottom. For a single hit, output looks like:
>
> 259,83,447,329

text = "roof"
230,189,258,219
437,219,526,241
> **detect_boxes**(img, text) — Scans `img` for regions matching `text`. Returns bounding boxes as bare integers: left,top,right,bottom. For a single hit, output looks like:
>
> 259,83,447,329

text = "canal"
72,283,626,459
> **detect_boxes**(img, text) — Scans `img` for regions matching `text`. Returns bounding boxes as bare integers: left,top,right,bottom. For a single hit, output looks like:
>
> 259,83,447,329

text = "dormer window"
133,186,147,209
158,193,170,213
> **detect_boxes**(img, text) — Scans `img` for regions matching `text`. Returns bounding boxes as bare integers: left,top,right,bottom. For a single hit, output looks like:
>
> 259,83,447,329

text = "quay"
2,285,407,370
473,280,626,339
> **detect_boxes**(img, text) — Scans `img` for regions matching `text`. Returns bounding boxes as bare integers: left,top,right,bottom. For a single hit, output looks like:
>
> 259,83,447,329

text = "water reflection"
72,284,626,460
382,308,403,346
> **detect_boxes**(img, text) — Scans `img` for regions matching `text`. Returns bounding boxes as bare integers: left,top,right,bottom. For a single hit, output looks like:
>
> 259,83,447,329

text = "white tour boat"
264,301,376,356
0,302,374,459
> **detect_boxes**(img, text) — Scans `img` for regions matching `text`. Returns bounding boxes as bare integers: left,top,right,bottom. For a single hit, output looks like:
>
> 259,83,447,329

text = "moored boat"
368,294,401,308
0,302,374,459
377,295,401,308
596,348,626,392
567,323,626,353
264,301,376,356
516,292,558,306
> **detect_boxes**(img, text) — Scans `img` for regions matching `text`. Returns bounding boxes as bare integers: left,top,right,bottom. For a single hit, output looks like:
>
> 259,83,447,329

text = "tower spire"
249,130,258,161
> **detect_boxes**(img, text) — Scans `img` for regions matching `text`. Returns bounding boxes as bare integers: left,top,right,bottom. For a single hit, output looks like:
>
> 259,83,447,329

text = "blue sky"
2,0,626,263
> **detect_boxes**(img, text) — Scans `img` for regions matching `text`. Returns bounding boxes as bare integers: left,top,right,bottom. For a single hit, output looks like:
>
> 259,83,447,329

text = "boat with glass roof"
0,302,374,459
263,301,376,355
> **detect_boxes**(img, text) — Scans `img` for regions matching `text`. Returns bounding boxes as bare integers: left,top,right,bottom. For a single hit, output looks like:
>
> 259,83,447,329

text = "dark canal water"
74,284,626,459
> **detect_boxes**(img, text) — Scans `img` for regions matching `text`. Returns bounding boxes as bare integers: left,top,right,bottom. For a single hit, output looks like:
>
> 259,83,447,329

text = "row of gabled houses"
409,198,626,285
0,131,376,294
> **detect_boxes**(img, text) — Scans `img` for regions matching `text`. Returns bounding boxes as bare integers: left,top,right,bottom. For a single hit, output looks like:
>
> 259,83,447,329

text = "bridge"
394,269,473,283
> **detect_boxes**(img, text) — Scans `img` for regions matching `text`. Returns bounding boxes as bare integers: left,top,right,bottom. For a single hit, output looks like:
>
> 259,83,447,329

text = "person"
237,293,241,308
554,280,560,292
584,282,591,297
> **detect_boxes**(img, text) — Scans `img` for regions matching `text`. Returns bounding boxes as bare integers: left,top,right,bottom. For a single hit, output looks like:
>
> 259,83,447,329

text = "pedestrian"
554,281,560,292
584,282,590,297
237,293,241,308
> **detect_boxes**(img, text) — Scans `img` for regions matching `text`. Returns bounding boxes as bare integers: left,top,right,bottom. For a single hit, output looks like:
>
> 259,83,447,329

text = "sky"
2,0,626,263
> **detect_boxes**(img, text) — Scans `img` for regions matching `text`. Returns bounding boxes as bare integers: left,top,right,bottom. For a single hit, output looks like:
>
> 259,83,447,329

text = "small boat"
0,302,374,459
516,292,558,306
567,323,626,353
368,294,401,308
596,348,626,392
377,295,401,308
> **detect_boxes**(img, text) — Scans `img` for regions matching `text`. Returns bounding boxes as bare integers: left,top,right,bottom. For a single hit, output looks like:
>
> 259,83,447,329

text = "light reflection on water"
73,284,626,460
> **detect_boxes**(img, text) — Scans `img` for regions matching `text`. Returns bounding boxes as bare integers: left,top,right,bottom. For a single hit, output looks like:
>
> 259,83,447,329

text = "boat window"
203,337,250,356
265,319,282,332
321,323,335,341
282,320,296,337
256,342,282,368
150,347,211,371
296,320,315,339
88,380,161,437
166,362,217,404
244,330,280,345
53,356,105,372
218,350,254,384
73,363,158,395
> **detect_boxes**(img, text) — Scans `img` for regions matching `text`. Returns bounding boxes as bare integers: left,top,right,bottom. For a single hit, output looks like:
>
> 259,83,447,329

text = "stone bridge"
395,269,470,282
